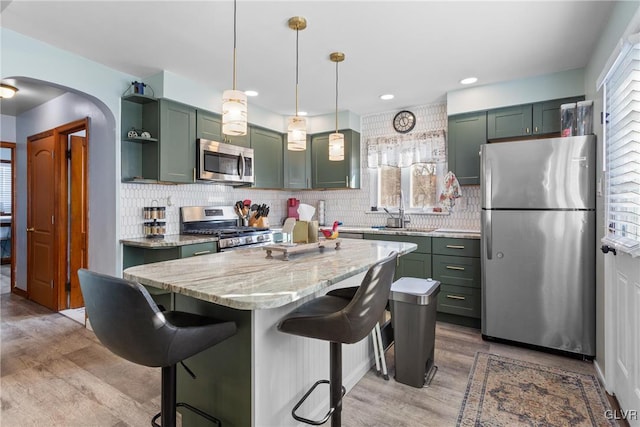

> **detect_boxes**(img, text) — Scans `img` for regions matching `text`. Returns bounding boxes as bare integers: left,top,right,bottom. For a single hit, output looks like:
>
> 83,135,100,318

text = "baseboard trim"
12,287,27,298
593,359,613,394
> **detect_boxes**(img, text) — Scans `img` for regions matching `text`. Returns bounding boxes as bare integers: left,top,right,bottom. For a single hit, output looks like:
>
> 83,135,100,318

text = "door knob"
26,227,34,232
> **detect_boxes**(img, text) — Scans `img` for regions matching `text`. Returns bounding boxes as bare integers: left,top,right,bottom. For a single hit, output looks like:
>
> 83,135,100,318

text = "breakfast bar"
123,238,417,427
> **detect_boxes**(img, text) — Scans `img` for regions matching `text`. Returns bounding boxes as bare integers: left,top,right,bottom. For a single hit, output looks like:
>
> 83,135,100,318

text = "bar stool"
78,269,236,427
277,252,398,427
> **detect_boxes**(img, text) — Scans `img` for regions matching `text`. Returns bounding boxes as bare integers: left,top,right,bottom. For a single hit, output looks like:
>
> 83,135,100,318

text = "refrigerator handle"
484,155,492,210
486,210,493,260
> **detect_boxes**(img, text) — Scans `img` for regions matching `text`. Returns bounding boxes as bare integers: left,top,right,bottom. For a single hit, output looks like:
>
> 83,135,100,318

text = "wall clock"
393,110,416,133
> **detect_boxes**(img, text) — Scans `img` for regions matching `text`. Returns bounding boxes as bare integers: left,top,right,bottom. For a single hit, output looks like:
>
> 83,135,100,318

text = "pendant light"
222,0,247,136
329,52,345,161
287,16,307,151
0,84,18,99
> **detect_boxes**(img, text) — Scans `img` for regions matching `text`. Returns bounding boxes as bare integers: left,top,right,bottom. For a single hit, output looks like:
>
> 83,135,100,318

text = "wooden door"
69,135,87,308
27,132,57,310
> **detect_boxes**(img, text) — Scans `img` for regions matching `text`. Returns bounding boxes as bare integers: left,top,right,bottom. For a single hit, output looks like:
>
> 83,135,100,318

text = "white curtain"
366,130,446,168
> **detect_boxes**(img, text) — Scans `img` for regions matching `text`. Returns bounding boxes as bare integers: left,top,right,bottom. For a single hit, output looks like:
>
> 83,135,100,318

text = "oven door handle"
239,153,245,179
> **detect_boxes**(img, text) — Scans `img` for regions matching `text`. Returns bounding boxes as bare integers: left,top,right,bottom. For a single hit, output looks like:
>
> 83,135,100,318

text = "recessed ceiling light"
460,77,478,85
380,94,394,100
244,90,259,97
297,111,308,116
0,84,18,99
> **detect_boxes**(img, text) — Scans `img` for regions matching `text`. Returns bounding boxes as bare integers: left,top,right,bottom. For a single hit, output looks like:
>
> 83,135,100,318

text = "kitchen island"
123,238,417,427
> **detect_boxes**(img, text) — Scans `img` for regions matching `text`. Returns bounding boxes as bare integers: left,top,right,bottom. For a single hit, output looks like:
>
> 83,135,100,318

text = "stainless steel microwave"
197,138,254,185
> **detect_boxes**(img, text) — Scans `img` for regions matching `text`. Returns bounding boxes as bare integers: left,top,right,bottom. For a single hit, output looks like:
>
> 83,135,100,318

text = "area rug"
457,352,616,427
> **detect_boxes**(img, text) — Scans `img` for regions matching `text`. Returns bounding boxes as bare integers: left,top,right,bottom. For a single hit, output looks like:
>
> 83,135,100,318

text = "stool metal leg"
374,323,389,380
371,328,381,376
160,365,177,427
330,342,342,427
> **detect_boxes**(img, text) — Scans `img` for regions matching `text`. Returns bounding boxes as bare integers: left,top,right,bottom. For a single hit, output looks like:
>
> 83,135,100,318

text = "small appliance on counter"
287,198,300,219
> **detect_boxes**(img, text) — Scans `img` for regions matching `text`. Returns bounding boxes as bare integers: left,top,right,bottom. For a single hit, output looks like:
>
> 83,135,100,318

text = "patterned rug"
457,352,616,427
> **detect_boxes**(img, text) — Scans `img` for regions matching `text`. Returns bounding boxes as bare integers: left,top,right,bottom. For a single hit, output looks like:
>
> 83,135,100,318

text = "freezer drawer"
481,209,595,356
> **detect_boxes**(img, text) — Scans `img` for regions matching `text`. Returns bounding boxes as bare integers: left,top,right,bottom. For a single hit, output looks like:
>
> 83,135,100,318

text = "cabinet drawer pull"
446,265,465,271
446,244,465,249
446,294,466,301
192,250,212,256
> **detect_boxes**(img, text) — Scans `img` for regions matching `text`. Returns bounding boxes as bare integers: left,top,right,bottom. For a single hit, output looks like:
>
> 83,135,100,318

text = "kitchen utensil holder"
143,200,166,238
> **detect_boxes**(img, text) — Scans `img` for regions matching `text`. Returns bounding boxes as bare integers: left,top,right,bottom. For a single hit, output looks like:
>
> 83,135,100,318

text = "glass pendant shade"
329,132,345,161
222,89,248,136
287,116,307,151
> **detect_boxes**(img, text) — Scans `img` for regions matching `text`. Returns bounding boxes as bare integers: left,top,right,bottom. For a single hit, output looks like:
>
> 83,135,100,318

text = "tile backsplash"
120,101,481,238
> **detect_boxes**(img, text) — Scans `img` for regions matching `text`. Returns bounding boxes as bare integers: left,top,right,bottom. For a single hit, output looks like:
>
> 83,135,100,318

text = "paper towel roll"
318,200,326,226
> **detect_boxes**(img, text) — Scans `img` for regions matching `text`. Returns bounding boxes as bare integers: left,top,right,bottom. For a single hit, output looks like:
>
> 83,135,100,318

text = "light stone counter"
337,226,481,239
120,234,218,248
123,238,417,310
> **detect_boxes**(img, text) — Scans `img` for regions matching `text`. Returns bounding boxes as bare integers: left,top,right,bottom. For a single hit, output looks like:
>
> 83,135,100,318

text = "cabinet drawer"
432,238,479,257
437,284,481,318
179,242,217,258
432,255,480,288
364,234,431,254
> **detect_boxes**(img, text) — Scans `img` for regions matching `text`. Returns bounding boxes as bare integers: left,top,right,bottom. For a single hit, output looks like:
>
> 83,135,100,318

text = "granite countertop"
120,234,219,248
337,226,481,239
123,238,417,310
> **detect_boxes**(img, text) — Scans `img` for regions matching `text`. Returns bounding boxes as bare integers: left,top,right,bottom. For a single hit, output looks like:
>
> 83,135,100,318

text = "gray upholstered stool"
78,269,236,427
277,252,398,426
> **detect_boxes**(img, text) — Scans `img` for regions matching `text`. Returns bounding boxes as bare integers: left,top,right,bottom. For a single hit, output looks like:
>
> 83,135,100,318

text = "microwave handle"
239,152,245,178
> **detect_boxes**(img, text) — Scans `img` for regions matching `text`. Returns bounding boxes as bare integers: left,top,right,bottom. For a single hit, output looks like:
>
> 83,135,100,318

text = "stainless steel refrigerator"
481,135,596,357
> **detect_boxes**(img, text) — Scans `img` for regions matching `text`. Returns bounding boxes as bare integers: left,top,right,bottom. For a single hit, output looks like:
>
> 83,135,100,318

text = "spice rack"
143,200,166,238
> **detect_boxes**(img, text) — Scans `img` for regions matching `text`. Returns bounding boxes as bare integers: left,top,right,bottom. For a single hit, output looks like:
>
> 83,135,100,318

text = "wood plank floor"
0,290,618,426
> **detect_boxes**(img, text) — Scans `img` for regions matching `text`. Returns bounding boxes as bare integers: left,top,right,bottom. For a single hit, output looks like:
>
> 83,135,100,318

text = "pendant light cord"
335,60,339,132
232,0,237,90
295,28,299,117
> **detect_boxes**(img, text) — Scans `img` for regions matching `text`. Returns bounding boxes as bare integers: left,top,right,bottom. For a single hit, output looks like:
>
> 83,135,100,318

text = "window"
367,130,446,211
0,160,11,215
604,36,640,244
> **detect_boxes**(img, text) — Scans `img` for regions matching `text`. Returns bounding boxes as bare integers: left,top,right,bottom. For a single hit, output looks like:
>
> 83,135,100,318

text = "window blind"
0,162,11,214
605,41,640,243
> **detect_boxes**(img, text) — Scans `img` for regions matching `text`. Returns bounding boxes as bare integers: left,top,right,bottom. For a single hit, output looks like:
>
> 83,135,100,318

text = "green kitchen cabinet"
159,99,196,183
196,110,222,142
447,111,487,185
487,96,585,140
121,94,160,182
250,126,283,188
487,104,533,140
432,237,481,328
196,109,250,147
284,137,312,189
532,96,584,135
311,129,360,189
363,234,431,281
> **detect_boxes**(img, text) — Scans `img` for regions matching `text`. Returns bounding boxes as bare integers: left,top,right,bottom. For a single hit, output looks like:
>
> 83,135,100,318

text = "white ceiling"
0,1,615,118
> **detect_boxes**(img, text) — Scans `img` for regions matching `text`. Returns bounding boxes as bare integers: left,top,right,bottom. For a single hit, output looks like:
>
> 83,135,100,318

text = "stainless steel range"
180,206,273,251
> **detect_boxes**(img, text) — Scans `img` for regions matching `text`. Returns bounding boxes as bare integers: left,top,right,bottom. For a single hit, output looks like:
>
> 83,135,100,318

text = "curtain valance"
366,130,446,168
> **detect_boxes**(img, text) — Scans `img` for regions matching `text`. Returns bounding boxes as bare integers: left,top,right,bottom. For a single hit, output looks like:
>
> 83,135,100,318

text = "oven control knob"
257,235,264,242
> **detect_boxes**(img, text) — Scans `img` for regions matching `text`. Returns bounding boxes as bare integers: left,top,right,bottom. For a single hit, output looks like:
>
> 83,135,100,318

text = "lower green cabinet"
363,234,431,281
432,238,481,327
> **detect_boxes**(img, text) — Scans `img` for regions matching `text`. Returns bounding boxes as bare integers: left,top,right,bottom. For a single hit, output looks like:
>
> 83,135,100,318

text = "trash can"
389,277,440,388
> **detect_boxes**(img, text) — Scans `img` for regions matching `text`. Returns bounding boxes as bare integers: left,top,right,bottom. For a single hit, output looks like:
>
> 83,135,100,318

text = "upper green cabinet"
311,129,360,189
159,99,196,183
250,127,283,189
448,111,487,185
487,96,585,140
284,139,311,189
532,96,584,135
196,110,222,141
487,104,532,140
196,110,250,147
121,95,160,182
